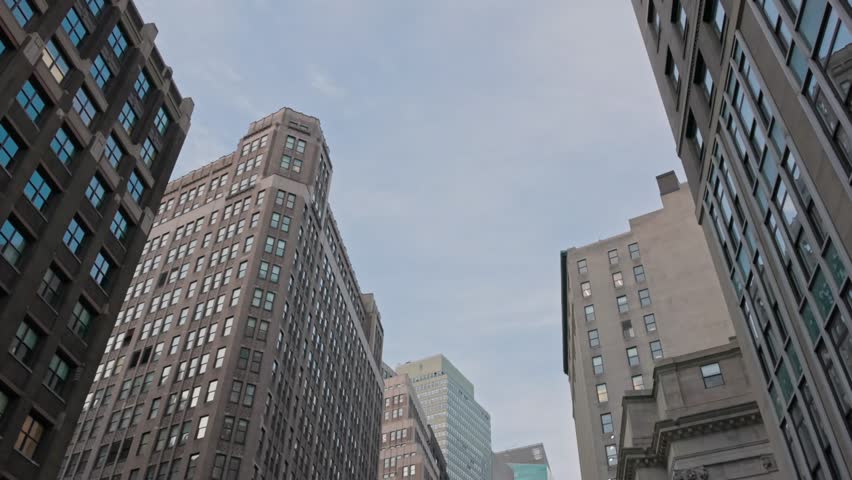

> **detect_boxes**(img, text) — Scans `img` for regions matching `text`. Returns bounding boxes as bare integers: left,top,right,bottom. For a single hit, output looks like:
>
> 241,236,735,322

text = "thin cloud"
308,66,346,99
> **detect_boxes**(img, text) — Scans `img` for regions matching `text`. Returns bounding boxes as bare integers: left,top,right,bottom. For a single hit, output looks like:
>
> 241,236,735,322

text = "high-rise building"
60,107,385,479
396,355,492,480
380,371,448,480
560,172,736,480
491,443,554,480
631,0,852,476
0,1,191,478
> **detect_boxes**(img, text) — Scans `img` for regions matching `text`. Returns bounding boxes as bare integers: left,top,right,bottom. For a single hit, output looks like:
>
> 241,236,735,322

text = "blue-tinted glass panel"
61,8,87,46
73,88,96,126
85,175,106,208
0,218,27,266
42,40,70,82
104,134,123,168
16,80,46,121
110,210,129,241
90,251,111,286
85,0,104,16
0,121,20,169
128,171,144,203
141,138,157,167
5,0,34,27
134,71,150,99
119,102,136,131
90,54,111,88
63,217,86,254
154,108,170,135
50,127,76,164
108,25,127,58
24,169,53,211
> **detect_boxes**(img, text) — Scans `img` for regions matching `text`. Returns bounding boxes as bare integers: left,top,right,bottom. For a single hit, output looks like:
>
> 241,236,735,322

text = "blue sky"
136,1,682,477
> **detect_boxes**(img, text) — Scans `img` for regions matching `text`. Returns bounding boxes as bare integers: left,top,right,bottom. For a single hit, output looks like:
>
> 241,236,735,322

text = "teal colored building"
492,444,554,480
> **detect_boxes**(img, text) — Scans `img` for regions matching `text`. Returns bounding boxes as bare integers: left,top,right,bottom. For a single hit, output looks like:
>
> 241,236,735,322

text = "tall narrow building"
631,0,852,476
0,1,191,478
60,108,385,479
560,172,736,480
380,371,448,480
396,355,492,480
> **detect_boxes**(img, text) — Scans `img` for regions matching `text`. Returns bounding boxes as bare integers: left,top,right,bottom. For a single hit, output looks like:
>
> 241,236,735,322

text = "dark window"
622,320,635,339
45,354,71,394
15,413,45,459
705,0,725,35
0,217,28,265
665,49,681,94
647,1,660,37
0,120,21,169
10,319,40,365
63,217,87,254
695,53,714,99
686,111,704,158
234,419,248,444
38,266,65,307
701,363,724,388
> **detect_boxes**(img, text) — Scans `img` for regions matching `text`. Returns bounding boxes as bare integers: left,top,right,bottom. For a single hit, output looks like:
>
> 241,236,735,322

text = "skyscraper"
560,172,736,480
396,355,492,480
492,443,554,480
0,1,191,478
631,0,852,475
380,371,448,480
60,107,385,479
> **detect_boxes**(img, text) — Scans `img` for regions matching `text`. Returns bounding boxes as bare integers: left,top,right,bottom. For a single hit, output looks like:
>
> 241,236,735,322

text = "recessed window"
639,289,652,307
24,168,54,211
285,136,295,149
686,111,704,158
110,210,130,241
665,49,681,94
296,139,306,153
104,134,123,168
69,300,95,337
644,313,657,332
633,265,646,282
628,243,640,259
596,383,608,403
38,265,65,307
119,102,136,131
584,304,596,322
608,249,619,265
85,175,107,208
672,0,687,35
616,295,629,313
0,217,28,266
647,1,660,37
134,71,150,99
90,54,112,88
650,340,664,360
581,281,592,298
51,126,77,164
695,54,714,99
612,271,624,288
7,0,35,27
606,444,618,467
90,251,112,287
588,329,600,348
577,258,588,274
17,79,47,122
0,121,21,169
15,413,45,459
626,346,640,367
632,374,645,390
701,363,724,388
592,355,604,375
622,320,635,339
128,171,145,203
45,354,71,394
601,413,613,434
62,8,88,46
154,108,170,135
141,138,157,167
63,216,88,254
10,319,41,365
73,88,97,126
108,25,128,58
706,0,725,36
42,40,70,83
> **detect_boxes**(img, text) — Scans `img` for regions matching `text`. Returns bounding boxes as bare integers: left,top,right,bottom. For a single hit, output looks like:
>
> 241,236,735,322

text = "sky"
135,1,682,478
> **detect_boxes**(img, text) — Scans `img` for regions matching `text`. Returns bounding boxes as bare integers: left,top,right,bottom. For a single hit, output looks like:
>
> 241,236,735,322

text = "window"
85,0,104,15
39,266,65,306
632,374,645,390
141,138,157,166
633,265,646,282
45,354,71,394
608,249,619,265
62,8,88,46
206,380,218,402
581,281,592,298
42,40,70,83
695,54,714,99
128,171,145,203
577,258,588,274
69,300,94,337
292,159,302,173
701,363,724,388
296,139,306,153
638,289,652,307
7,0,34,26
85,175,107,208
90,55,111,88
592,355,604,375
196,416,208,439
51,126,77,164
15,414,45,459
622,320,635,339
606,444,618,466
0,121,20,168
596,383,608,403
601,413,613,434
63,217,87,254
24,169,53,211
90,251,112,286
665,49,680,94
628,243,640,259
612,271,624,288
285,136,295,149
588,329,600,348
17,80,46,122
706,0,725,35
686,111,704,157
234,419,248,444
110,210,129,241
154,108,170,135
643,313,657,332
134,71,150,99
73,88,96,126
104,134,123,168
616,295,629,313
626,347,640,367
1,218,27,265
108,25,127,58
119,102,136,131
650,340,664,360
10,319,40,365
